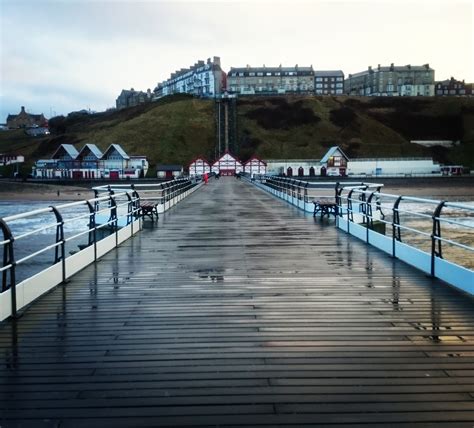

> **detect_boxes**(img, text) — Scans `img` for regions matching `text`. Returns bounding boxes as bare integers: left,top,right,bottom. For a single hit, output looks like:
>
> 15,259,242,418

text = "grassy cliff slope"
1,94,473,177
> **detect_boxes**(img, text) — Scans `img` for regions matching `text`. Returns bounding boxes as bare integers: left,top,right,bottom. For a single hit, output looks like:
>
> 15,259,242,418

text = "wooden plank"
0,178,473,426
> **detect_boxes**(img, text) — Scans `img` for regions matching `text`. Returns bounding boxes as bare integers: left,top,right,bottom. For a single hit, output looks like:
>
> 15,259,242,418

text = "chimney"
21,106,25,113
377,64,381,70
246,64,250,69
207,58,211,64
407,64,411,69
213,56,221,66
424,63,430,69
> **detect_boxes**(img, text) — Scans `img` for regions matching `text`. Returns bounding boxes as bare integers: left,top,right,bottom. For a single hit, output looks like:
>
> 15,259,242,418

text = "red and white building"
211,152,243,176
188,157,211,176
243,156,267,175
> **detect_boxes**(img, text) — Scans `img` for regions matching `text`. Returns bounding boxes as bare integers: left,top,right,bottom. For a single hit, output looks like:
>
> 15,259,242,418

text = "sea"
0,200,103,283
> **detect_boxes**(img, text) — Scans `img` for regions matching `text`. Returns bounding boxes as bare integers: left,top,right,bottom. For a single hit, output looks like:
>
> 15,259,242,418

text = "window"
249,72,255,76
316,77,323,81
266,72,271,76
238,73,244,76
257,72,263,76
337,77,343,81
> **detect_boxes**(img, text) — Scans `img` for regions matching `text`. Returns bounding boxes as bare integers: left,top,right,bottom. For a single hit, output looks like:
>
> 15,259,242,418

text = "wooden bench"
140,200,159,221
313,199,338,218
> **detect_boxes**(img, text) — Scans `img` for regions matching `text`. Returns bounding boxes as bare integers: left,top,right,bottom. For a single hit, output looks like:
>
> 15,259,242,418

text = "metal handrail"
0,178,198,300
256,176,473,276
337,186,474,274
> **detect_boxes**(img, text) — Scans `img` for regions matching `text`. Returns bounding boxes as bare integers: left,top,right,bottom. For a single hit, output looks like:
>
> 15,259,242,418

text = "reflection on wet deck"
1,178,474,427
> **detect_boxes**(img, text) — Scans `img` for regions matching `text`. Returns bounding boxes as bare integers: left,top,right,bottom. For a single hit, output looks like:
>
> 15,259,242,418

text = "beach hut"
156,164,183,179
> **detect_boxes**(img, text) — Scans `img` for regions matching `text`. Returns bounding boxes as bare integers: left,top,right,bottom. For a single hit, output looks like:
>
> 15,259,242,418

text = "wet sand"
0,181,92,201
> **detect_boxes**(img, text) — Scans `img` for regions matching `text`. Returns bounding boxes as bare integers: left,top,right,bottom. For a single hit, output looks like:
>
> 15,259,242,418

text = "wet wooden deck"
1,178,474,427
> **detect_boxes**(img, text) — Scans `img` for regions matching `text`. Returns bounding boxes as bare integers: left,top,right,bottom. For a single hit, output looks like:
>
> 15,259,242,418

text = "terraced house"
227,65,315,95
345,63,435,96
153,57,225,99
314,70,344,95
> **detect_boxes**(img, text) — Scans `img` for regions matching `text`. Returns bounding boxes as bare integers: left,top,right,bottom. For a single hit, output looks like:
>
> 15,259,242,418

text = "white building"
265,160,322,177
243,156,267,175
211,153,243,176
33,144,148,179
265,146,441,177
154,57,225,99
0,154,25,166
347,158,441,176
188,157,211,176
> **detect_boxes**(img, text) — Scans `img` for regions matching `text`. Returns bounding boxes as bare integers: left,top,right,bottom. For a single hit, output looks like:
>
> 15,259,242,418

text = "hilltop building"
435,77,472,96
227,65,314,95
314,70,344,95
7,106,48,129
33,144,148,179
153,57,225,99
116,88,152,110
344,64,435,96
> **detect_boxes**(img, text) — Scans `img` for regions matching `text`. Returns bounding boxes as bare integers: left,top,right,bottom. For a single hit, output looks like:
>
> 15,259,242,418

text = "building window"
316,77,323,81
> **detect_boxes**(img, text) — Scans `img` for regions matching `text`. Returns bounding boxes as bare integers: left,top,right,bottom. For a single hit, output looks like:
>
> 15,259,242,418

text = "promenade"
1,178,474,427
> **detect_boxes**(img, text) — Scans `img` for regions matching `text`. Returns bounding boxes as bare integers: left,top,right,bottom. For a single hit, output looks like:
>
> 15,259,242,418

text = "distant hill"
0,94,473,176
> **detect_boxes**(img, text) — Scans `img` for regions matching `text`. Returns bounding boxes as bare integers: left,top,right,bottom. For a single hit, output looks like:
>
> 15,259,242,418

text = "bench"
140,200,159,221
313,199,338,218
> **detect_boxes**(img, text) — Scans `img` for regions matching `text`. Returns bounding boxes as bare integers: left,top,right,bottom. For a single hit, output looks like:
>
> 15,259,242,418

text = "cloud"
1,0,472,122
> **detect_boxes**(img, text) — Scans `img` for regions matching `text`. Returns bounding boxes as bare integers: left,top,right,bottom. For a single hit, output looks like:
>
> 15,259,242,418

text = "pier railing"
0,178,201,321
249,175,474,295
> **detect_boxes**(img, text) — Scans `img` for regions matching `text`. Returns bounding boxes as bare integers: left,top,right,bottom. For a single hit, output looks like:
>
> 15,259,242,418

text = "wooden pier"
1,178,474,427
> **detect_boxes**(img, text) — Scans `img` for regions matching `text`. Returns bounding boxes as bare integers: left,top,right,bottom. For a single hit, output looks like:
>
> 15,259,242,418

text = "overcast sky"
1,0,473,122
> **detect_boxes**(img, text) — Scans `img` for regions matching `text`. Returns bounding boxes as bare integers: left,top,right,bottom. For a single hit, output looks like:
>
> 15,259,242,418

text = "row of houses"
33,144,149,179
116,57,473,108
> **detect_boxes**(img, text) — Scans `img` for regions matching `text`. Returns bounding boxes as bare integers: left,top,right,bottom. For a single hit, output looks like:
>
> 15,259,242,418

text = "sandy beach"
0,181,93,201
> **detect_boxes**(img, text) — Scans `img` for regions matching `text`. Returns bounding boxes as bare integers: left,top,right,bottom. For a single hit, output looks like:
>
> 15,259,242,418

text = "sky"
1,0,473,122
